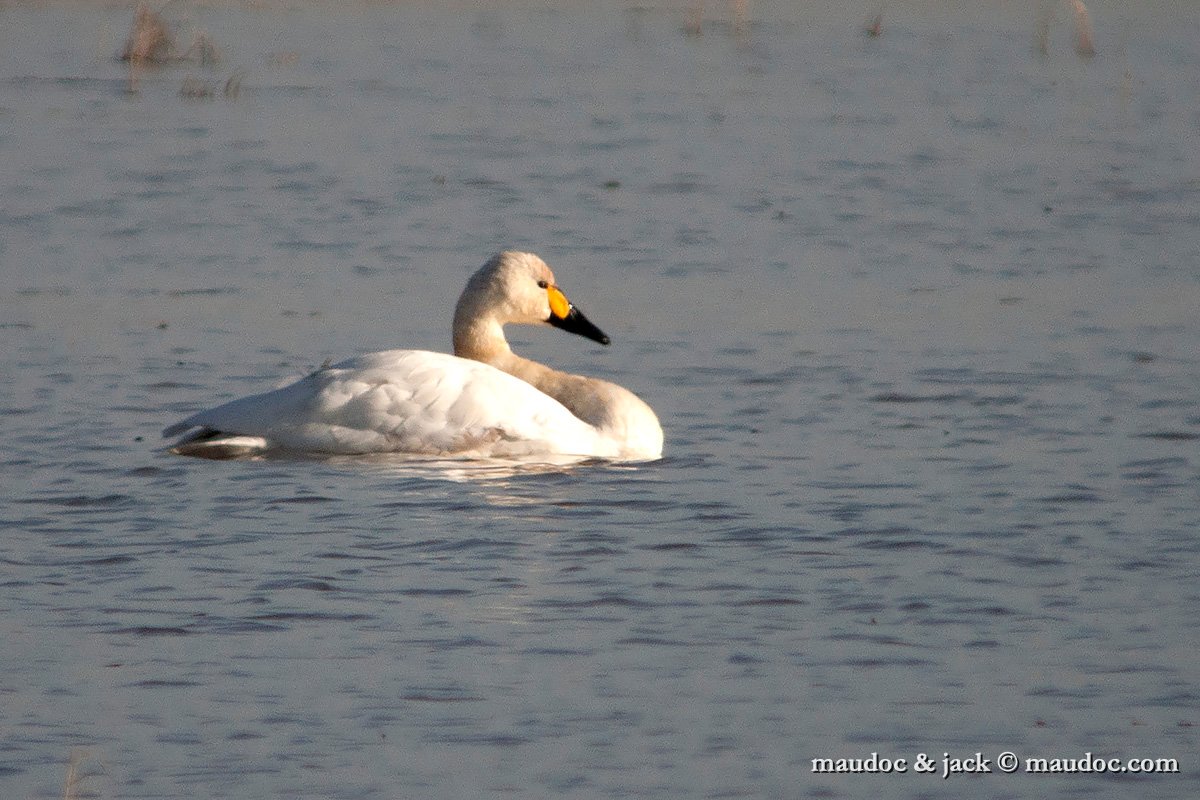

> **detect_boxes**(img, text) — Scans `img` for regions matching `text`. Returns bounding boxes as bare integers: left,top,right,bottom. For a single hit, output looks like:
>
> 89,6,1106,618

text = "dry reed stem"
62,757,79,800
120,4,173,64
1071,0,1096,57
121,3,173,93
730,0,750,41
61,749,103,800
182,31,220,65
865,10,883,38
224,69,245,99
683,4,703,37
1034,0,1052,55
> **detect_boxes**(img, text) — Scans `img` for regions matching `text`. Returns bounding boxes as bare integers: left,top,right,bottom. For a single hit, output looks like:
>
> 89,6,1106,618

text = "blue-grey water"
2,1,1199,798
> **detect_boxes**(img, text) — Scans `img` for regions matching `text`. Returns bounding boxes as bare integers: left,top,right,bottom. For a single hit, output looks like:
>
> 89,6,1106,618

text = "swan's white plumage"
164,251,663,461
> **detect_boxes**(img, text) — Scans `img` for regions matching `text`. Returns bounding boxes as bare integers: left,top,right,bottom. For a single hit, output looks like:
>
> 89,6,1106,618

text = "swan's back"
166,350,612,458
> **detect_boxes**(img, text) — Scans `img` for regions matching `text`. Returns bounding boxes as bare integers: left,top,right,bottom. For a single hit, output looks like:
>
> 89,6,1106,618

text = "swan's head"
456,251,610,346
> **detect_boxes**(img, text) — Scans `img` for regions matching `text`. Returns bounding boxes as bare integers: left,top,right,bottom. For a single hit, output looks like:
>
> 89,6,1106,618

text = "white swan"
163,251,663,461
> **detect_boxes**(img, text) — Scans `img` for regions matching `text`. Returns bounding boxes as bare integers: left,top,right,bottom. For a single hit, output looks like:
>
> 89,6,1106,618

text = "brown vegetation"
119,4,172,64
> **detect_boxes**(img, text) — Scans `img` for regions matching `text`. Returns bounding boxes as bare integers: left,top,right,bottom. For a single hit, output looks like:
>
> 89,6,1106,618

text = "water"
2,1,1199,798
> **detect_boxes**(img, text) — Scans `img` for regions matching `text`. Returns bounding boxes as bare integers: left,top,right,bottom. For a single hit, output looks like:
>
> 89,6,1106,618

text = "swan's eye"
537,280,549,289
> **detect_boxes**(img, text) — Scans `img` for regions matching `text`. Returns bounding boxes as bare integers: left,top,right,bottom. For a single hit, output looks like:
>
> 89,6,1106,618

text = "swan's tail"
164,426,269,459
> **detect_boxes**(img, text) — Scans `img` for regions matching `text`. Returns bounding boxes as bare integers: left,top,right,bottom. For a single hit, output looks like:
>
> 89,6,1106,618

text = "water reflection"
346,452,606,488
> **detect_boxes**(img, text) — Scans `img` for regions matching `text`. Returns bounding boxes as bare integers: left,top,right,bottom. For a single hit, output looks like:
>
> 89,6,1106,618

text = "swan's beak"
547,285,611,345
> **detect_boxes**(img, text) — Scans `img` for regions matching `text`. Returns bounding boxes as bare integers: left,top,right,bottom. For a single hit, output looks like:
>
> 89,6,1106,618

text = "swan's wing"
163,349,606,457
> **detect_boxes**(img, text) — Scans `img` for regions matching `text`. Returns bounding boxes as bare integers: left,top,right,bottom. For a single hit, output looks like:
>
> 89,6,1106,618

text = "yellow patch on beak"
547,285,571,319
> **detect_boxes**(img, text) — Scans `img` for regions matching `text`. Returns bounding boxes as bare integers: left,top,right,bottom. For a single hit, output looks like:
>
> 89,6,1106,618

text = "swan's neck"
455,322,610,433
491,351,603,428
453,314,662,458
452,314,511,363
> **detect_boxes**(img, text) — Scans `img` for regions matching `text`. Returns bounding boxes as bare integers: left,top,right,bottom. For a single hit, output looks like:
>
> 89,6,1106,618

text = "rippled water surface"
2,1,1199,798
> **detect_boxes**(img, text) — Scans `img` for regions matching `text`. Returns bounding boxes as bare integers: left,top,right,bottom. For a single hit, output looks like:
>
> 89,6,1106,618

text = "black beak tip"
549,304,611,346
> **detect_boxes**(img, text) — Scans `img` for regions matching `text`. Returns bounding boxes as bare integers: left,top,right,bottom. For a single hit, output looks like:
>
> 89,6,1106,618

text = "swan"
162,251,663,461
